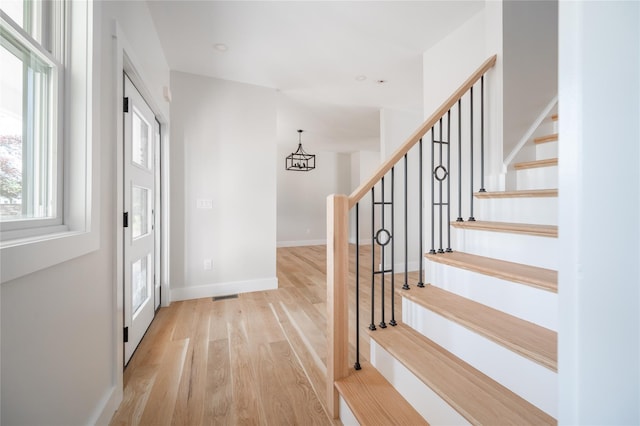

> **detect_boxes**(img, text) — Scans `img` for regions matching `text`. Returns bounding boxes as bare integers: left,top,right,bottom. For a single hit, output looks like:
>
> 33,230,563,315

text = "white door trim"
101,19,171,423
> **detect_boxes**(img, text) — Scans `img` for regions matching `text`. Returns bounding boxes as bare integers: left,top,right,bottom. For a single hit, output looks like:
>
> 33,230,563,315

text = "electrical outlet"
204,259,213,270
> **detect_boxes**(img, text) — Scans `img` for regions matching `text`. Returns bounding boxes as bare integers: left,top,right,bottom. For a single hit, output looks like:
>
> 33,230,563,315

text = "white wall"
502,0,557,161
423,4,504,191
349,150,381,245
170,71,278,301
558,2,640,423
1,1,170,424
277,148,350,246
380,108,423,269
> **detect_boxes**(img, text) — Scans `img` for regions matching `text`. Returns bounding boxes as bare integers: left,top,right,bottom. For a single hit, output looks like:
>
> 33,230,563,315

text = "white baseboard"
171,277,278,301
276,239,326,247
89,385,122,426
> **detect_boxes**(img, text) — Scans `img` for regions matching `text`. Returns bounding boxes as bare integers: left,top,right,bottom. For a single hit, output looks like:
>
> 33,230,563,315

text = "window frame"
0,0,99,283
0,5,64,232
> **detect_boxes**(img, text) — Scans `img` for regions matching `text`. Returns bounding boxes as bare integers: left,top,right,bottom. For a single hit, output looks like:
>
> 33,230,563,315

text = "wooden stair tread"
514,158,558,170
451,220,558,237
534,133,558,144
551,113,558,121
425,251,557,292
475,189,557,198
335,361,428,426
369,324,556,425
403,285,557,371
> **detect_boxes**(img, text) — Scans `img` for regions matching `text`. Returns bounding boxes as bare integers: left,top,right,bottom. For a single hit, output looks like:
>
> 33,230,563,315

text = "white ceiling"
147,1,484,152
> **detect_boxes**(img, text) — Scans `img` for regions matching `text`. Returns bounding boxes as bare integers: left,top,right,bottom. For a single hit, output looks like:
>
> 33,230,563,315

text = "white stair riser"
339,396,359,426
476,197,558,226
516,166,558,191
370,339,470,426
452,228,558,270
535,141,557,160
425,260,558,330
403,298,558,418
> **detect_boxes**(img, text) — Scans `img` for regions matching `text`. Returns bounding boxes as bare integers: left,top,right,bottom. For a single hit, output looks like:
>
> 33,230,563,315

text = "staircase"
334,111,559,424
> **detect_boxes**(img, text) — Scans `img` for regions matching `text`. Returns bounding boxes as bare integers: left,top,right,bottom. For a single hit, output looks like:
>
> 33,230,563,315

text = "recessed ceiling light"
355,75,367,82
213,43,228,52
376,79,387,85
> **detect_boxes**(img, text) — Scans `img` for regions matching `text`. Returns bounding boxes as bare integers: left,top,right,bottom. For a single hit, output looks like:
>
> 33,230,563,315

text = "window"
1,0,98,283
0,1,63,230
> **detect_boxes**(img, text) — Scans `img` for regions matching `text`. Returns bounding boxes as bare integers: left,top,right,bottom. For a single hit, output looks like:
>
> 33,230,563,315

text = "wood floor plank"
270,340,328,425
203,339,233,424
110,365,157,426
138,339,189,425
254,342,298,424
227,320,266,425
171,298,211,425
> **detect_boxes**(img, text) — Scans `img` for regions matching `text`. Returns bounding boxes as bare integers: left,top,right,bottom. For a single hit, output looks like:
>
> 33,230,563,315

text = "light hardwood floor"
110,245,419,426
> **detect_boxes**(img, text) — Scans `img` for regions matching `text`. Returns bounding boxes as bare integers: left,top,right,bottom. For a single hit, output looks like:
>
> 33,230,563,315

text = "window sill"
0,227,99,283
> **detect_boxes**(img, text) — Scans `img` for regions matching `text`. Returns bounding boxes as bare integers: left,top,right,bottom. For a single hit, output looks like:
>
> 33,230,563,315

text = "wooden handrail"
348,54,497,209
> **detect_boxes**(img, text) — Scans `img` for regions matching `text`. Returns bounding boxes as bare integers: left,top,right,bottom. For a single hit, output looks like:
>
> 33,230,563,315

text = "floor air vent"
212,294,238,302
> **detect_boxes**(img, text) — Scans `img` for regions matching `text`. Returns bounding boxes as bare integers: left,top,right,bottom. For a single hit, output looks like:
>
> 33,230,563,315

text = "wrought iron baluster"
390,167,397,326
355,202,361,370
447,110,452,252
457,99,463,222
430,128,436,255
379,177,386,329
469,86,475,221
480,75,486,193
369,187,376,331
438,118,444,254
402,154,409,290
418,139,425,288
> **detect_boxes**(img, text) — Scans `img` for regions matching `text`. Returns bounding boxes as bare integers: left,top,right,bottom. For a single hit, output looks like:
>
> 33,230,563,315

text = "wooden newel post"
327,194,350,419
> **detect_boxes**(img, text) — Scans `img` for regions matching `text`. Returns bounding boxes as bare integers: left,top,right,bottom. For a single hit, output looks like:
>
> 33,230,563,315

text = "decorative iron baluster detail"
402,154,410,290
438,118,444,254
417,139,425,288
379,177,387,329
390,167,397,326
430,126,436,255
480,75,486,193
354,202,361,370
432,118,450,255
369,187,376,331
371,176,395,329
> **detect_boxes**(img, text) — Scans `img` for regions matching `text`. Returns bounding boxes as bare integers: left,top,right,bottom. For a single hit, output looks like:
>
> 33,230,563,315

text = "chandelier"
285,129,315,171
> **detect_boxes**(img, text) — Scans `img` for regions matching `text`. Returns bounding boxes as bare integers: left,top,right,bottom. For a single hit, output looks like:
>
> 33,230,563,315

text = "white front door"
124,74,156,365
